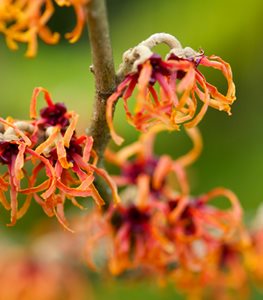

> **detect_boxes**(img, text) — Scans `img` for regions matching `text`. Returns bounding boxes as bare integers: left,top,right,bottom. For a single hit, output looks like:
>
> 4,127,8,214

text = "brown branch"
86,0,116,162
86,0,116,207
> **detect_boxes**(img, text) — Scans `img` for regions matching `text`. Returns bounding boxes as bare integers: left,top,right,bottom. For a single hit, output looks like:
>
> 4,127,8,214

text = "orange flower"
25,87,120,229
173,244,249,300
173,228,251,300
246,229,263,287
0,87,119,229
0,0,88,57
165,188,243,272
0,0,59,57
105,127,202,198
83,191,176,275
107,50,235,145
162,188,249,300
55,0,89,43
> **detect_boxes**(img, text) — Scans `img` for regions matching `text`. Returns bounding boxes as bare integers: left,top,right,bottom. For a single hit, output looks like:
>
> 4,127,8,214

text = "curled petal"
30,87,54,119
56,180,93,197
90,165,121,205
65,1,87,43
199,187,243,222
152,155,172,190
184,73,210,128
53,199,75,232
106,76,133,145
175,127,203,167
200,55,236,102
63,111,79,147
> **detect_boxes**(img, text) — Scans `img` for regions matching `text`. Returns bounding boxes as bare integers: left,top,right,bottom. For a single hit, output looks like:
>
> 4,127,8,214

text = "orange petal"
30,87,54,119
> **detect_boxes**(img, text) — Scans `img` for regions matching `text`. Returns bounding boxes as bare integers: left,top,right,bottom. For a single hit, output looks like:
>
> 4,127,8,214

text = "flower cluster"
67,34,263,299
0,87,119,228
78,127,263,298
0,0,89,57
2,30,260,300
83,131,246,286
107,34,236,145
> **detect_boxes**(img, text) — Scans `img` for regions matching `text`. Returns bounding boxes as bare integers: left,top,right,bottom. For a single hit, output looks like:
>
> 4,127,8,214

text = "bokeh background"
1,0,263,299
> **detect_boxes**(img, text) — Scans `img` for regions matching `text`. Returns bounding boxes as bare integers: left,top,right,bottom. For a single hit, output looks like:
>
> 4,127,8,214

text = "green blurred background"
1,0,263,298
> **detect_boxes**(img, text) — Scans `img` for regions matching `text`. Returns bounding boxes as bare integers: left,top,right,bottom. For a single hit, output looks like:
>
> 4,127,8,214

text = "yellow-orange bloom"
55,0,88,43
0,0,89,57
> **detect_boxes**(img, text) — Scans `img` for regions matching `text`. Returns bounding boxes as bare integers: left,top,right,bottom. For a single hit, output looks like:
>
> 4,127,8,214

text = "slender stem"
86,0,116,162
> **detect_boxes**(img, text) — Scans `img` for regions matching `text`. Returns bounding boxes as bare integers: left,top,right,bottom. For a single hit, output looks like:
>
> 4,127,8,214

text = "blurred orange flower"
0,239,92,300
105,127,202,199
166,188,243,272
173,233,250,300
0,0,89,57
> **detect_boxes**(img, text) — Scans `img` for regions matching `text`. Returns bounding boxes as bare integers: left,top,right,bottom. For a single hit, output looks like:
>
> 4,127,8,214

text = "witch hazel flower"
83,186,176,276
55,0,89,43
0,87,119,229
0,0,59,57
0,0,89,57
171,214,251,300
173,239,250,300
17,87,120,230
107,33,236,145
165,188,244,273
105,126,202,198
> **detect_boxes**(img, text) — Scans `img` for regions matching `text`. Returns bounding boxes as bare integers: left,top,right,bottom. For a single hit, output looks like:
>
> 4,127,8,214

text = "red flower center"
111,205,150,234
40,103,69,127
0,141,19,165
122,157,158,183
